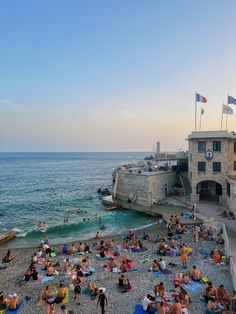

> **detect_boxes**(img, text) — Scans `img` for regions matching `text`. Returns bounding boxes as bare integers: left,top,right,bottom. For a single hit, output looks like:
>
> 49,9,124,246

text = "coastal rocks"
97,187,111,195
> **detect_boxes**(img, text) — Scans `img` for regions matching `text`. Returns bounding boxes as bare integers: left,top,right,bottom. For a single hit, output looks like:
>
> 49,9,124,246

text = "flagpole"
199,108,202,131
195,93,197,131
226,94,229,130
220,102,224,131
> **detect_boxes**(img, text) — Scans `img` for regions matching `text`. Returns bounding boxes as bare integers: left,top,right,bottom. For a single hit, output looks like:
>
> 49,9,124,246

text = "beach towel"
161,269,172,274
153,271,161,277
42,275,55,283
60,288,69,305
199,250,208,256
87,267,96,273
183,280,202,292
28,276,43,283
6,300,24,314
134,304,157,314
82,289,92,297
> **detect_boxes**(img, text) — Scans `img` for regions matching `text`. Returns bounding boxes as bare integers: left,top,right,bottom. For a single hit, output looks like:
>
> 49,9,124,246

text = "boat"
0,231,17,245
106,205,118,211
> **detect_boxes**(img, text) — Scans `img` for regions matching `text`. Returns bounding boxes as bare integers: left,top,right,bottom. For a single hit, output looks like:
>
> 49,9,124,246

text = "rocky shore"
0,222,233,314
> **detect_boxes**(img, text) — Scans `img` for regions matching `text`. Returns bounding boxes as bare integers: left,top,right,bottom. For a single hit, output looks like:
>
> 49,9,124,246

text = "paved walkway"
173,196,236,265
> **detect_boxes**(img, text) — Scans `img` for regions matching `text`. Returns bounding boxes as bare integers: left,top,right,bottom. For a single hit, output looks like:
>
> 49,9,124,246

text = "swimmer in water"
96,214,99,219
64,218,68,223
77,208,80,213
98,217,102,224
83,218,86,222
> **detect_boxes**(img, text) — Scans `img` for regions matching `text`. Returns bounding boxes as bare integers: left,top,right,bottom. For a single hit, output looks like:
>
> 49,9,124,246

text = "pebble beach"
0,221,234,314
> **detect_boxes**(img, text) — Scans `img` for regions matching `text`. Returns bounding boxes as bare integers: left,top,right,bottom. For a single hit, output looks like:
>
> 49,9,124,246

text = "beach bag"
200,276,209,283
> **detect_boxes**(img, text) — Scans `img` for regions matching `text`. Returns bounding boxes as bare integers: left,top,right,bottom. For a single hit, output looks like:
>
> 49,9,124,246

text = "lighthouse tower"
155,141,160,158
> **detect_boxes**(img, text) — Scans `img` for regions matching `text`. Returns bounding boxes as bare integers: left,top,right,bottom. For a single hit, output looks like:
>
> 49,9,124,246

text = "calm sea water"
0,152,153,247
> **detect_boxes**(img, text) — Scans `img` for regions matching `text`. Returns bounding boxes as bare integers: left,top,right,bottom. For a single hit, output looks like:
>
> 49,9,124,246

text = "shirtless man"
191,265,201,281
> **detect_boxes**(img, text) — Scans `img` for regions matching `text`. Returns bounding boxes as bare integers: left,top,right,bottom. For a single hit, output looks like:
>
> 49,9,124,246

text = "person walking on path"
97,289,108,314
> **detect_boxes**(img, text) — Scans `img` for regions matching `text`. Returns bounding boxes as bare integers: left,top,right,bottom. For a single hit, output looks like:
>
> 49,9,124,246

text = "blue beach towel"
134,304,157,314
88,267,96,273
153,271,161,277
6,300,24,313
199,250,208,256
183,280,201,292
42,275,55,283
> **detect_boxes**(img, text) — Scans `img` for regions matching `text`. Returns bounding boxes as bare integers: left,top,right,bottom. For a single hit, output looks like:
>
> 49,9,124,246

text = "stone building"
188,130,236,213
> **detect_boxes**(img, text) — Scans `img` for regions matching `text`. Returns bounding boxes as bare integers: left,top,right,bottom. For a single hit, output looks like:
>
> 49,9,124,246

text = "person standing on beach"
97,289,108,314
180,245,188,268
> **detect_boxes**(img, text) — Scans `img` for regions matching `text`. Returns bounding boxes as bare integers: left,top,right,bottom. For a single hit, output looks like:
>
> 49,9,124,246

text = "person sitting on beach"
54,283,67,304
84,243,91,253
143,232,150,240
171,296,182,314
213,250,222,264
217,284,229,304
127,230,135,240
157,301,167,314
0,294,9,311
118,274,128,292
142,294,156,313
182,273,192,285
179,287,190,308
78,243,85,254
215,234,224,245
107,258,116,270
120,260,128,273
62,244,68,254
8,293,19,310
46,303,56,314
207,297,221,313
191,265,201,281
107,239,114,248
87,281,96,293
203,282,217,302
68,244,77,255
159,258,166,270
154,282,165,299
174,273,183,287
64,258,72,272
151,260,160,272
46,262,58,276
3,250,14,263
95,231,101,239
99,246,106,258
37,285,51,307
123,240,130,250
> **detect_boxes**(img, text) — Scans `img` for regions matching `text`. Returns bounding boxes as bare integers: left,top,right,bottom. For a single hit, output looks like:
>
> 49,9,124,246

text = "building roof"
188,130,236,140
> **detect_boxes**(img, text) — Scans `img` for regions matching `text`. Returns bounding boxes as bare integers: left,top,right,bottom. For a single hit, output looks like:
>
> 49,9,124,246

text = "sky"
0,0,236,152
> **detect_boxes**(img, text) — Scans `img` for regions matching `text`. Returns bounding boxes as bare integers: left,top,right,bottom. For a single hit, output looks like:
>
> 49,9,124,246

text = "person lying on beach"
64,258,72,272
8,293,19,310
2,250,14,263
191,265,201,281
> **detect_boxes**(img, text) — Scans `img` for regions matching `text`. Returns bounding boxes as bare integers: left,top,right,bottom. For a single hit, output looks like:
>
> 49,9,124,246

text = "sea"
0,152,154,248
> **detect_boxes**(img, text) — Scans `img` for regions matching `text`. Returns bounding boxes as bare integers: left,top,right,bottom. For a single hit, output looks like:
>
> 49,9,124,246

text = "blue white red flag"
196,93,207,103
228,95,236,105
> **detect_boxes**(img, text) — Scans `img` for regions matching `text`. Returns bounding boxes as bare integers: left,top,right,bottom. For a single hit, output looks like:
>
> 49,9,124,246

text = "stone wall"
226,178,236,215
115,170,178,206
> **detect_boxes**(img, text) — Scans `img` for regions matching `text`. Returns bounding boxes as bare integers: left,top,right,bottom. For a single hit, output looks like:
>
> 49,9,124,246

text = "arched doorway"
196,180,222,202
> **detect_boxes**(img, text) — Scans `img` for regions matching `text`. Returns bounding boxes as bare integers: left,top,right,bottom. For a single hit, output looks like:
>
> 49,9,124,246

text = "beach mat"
199,250,208,256
153,271,161,277
6,300,24,314
183,280,202,292
134,304,157,314
42,275,54,283
60,288,69,305
161,269,172,274
82,289,92,297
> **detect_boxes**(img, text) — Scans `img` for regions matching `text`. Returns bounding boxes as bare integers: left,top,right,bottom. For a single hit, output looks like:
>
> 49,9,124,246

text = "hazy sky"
0,0,236,152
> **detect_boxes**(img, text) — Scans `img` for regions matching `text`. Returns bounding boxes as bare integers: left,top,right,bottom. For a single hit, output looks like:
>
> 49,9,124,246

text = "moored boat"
106,205,118,211
0,231,17,245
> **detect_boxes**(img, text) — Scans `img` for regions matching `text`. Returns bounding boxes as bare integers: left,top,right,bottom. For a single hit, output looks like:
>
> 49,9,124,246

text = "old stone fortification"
114,170,177,206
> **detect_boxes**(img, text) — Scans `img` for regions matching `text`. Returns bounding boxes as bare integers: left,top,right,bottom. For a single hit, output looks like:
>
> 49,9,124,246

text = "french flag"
196,93,207,103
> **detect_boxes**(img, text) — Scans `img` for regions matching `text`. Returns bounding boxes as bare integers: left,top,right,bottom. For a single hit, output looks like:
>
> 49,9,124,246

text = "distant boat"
106,205,118,211
0,231,17,245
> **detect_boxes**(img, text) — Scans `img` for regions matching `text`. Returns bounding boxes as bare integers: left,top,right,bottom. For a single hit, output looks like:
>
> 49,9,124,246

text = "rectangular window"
198,162,206,172
234,161,236,171
213,162,221,172
213,141,221,151
198,141,206,152
227,183,230,197
234,142,236,153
